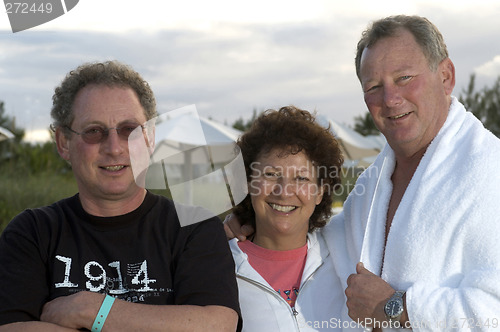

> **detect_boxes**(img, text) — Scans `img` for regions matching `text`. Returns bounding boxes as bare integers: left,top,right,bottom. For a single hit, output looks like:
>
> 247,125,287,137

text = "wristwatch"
384,291,405,327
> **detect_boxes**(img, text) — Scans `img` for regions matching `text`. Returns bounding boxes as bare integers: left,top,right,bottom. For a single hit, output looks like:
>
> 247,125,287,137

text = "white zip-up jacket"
230,230,358,331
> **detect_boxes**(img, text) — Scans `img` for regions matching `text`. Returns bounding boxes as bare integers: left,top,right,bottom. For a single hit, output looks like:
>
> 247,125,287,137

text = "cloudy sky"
1,0,500,143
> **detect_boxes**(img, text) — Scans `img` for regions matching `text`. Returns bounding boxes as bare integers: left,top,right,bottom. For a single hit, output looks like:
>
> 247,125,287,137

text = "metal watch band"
385,290,405,327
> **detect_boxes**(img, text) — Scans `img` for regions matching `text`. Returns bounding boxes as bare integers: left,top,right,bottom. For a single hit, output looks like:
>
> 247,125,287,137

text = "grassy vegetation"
0,168,78,230
0,141,77,232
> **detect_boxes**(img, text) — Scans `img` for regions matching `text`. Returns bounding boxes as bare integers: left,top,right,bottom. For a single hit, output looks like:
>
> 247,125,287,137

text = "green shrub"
0,167,77,232
0,140,76,232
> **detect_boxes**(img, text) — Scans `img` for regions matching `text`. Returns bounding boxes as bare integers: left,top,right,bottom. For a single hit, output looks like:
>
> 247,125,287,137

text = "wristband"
91,294,115,332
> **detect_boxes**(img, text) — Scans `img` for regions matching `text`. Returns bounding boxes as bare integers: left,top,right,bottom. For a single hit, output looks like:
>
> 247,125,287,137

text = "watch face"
385,300,403,317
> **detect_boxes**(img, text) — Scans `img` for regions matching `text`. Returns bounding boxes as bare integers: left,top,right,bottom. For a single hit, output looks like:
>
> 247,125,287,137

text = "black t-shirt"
0,192,241,327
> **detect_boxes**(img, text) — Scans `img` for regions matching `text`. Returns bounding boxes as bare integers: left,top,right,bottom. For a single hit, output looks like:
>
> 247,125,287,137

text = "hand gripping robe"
324,97,500,331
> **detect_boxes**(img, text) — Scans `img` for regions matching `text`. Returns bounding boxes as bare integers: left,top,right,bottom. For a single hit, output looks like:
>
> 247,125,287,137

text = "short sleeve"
172,217,241,313
0,211,51,324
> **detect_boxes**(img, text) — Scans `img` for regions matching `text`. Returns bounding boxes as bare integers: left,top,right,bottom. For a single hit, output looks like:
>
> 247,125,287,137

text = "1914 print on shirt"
54,255,171,303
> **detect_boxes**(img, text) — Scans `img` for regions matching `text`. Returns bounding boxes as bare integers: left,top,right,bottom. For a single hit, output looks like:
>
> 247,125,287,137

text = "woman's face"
249,148,323,247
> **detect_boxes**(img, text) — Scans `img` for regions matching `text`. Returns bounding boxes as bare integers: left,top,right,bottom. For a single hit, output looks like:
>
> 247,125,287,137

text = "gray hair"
355,15,449,80
51,60,157,132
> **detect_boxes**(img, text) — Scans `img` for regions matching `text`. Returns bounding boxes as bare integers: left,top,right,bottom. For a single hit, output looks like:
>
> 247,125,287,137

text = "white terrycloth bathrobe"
324,97,500,331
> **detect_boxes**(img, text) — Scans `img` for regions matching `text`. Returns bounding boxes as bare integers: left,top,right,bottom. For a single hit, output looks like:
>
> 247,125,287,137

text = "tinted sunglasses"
64,123,147,144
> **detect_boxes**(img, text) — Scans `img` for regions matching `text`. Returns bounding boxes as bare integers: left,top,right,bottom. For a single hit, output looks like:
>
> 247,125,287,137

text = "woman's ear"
315,184,325,205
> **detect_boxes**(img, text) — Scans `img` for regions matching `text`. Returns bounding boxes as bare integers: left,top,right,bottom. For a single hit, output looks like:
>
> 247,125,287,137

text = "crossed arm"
1,213,240,332
0,291,238,332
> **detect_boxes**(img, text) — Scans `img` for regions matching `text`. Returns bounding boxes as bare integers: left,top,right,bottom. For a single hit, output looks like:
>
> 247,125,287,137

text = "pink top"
238,240,308,308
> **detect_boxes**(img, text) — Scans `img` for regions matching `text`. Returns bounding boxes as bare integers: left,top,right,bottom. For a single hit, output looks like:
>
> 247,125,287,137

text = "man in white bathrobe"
325,15,500,331
226,15,500,331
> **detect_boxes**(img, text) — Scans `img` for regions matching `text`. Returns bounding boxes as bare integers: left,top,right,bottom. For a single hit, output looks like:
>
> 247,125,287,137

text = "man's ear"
440,58,456,96
55,128,71,162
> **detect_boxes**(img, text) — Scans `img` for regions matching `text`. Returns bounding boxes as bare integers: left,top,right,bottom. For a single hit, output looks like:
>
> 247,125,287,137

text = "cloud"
1,19,365,140
2,1,500,145
24,129,52,143
475,55,500,78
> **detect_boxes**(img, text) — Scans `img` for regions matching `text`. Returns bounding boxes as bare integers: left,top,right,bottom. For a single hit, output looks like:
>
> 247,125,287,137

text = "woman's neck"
251,231,307,251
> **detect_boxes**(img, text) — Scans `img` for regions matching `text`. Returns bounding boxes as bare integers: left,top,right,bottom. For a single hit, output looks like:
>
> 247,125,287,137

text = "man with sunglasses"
0,61,241,331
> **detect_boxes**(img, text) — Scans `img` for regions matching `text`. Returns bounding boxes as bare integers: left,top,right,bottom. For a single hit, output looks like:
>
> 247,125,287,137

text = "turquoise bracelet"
91,294,115,332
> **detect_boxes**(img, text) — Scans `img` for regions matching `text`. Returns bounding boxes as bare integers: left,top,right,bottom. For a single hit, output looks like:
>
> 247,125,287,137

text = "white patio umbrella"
0,127,14,142
151,110,243,167
328,119,382,161
129,105,248,226
317,115,383,166
354,133,387,167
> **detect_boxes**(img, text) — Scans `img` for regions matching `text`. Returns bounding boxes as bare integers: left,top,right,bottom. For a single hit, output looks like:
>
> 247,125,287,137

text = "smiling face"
248,148,323,250
359,28,455,157
56,84,149,212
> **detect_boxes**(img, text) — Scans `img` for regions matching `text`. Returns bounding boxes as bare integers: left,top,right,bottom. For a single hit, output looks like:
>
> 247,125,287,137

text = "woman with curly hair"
229,106,348,331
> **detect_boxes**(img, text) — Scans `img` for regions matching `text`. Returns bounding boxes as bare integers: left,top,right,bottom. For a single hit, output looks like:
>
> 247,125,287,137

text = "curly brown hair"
232,106,344,232
51,60,157,135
